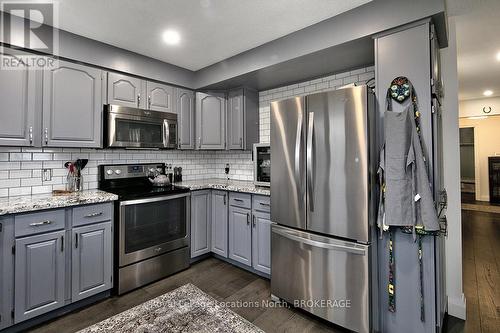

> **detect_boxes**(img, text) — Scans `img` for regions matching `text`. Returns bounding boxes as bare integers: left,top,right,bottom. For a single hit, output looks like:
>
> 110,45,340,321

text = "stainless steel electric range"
98,163,190,295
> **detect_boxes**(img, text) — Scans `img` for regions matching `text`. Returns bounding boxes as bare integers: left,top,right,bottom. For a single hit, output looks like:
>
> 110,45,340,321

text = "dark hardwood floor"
460,210,500,333
26,209,500,333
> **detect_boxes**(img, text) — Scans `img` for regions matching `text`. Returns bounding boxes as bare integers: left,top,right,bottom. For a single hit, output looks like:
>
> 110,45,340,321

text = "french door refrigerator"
270,86,376,333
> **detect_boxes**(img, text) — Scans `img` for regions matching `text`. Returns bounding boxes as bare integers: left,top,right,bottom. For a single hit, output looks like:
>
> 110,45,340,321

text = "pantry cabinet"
43,60,104,147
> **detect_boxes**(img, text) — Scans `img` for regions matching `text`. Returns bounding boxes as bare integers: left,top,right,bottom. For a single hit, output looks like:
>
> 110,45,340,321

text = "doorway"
459,127,476,203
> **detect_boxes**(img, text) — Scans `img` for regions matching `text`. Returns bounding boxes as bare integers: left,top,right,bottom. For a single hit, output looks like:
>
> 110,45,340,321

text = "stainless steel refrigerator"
270,86,376,333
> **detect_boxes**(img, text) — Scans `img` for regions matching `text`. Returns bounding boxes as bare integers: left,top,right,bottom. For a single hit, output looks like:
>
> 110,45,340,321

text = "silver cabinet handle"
294,111,303,189
29,126,33,145
75,233,78,248
60,235,64,252
233,198,244,202
239,137,243,148
198,137,201,149
148,96,151,109
84,212,103,218
223,194,226,205
259,202,270,207
44,128,48,145
252,214,256,228
137,94,141,108
29,220,52,227
247,212,250,225
307,112,314,212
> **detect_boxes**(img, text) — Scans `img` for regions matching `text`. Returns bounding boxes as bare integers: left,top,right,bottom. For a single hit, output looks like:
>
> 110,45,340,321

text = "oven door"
108,112,176,149
118,193,190,267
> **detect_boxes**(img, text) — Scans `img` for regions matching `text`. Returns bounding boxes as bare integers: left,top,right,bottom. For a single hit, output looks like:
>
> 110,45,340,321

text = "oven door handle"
119,192,190,206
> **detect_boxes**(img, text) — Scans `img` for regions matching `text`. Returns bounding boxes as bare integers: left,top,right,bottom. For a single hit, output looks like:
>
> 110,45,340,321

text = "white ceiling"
48,0,371,71
448,0,500,100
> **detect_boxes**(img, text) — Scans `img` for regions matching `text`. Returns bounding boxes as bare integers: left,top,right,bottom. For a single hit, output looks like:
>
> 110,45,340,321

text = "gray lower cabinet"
228,206,252,266
0,216,15,330
107,72,145,108
71,222,112,302
176,88,195,149
190,190,211,258
42,60,104,147
14,230,66,323
211,190,228,257
195,92,226,150
251,211,272,275
146,81,174,112
0,48,39,147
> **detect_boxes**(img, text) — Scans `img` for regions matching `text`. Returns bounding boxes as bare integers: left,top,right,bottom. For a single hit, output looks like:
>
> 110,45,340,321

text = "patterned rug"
78,284,264,333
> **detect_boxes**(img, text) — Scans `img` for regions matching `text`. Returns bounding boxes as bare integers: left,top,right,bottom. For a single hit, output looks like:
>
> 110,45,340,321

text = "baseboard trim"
448,294,466,320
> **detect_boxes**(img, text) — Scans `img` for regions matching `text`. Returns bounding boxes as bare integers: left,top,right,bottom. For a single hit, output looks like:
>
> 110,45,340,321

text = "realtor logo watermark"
1,1,59,70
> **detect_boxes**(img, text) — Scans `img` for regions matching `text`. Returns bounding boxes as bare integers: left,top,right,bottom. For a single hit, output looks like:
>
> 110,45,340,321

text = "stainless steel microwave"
105,105,177,149
253,143,270,187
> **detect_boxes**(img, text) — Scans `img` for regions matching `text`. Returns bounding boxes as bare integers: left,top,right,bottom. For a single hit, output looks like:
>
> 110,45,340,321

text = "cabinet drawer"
72,203,113,227
252,195,270,213
229,192,251,209
15,209,65,237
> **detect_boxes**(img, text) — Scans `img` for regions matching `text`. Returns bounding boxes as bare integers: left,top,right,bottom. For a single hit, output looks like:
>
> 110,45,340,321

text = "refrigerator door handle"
273,226,366,256
307,112,314,211
294,112,303,188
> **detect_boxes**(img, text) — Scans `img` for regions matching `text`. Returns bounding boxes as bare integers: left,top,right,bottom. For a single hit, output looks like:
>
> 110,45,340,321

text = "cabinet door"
252,211,271,274
42,60,103,147
0,49,37,146
14,230,66,323
211,190,228,257
177,88,195,149
71,222,112,302
146,81,174,112
228,206,252,266
0,217,14,330
227,89,244,150
107,72,145,108
196,92,226,150
190,190,211,258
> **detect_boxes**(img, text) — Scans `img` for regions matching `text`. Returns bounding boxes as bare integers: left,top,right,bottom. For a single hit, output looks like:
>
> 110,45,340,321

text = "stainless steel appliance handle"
294,112,303,187
247,212,250,225
273,227,366,255
29,220,52,227
120,193,191,206
307,112,314,212
163,119,170,147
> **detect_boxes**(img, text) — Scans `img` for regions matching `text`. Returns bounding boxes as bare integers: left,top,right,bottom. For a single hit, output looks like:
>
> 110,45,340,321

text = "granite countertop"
176,179,270,196
0,190,118,216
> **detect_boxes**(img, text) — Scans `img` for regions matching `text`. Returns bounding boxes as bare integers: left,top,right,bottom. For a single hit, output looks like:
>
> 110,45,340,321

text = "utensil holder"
66,173,83,192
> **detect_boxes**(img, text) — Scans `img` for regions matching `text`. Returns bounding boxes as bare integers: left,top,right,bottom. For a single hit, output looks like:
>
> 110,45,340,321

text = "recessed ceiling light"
162,30,180,45
496,52,500,61
483,90,493,97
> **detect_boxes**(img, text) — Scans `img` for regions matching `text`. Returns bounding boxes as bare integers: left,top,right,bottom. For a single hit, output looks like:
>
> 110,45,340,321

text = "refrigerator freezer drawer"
271,225,370,333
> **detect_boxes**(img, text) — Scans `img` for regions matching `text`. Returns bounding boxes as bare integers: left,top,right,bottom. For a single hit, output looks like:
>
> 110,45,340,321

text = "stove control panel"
100,163,164,180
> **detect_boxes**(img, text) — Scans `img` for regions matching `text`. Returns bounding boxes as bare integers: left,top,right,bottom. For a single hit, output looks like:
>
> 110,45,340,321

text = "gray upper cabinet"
227,88,259,151
190,190,211,258
71,222,112,302
14,230,66,323
107,72,145,108
42,60,104,148
228,205,252,266
211,190,228,257
176,88,195,149
196,92,226,150
252,210,271,275
0,48,38,147
146,82,174,113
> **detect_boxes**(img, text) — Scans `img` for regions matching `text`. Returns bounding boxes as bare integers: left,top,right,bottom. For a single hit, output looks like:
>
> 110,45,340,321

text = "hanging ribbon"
388,229,395,312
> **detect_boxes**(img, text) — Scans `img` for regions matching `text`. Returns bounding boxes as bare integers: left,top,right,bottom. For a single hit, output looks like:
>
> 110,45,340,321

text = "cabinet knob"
148,96,151,109
44,128,48,145
29,126,33,145
137,94,141,108
252,214,256,228
247,213,250,225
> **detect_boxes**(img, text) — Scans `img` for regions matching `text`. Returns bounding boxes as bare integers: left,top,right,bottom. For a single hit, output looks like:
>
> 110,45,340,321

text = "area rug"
78,283,264,333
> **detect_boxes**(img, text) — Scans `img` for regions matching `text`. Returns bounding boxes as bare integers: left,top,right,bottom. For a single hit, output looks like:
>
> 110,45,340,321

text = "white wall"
459,97,500,117
441,17,466,320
